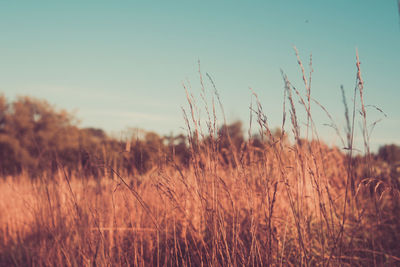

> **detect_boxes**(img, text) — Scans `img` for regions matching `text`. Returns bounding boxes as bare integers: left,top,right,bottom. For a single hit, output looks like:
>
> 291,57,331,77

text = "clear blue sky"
0,1,399,151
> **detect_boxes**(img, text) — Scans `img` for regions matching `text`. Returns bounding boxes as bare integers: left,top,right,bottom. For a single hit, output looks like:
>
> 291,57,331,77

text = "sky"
0,1,399,152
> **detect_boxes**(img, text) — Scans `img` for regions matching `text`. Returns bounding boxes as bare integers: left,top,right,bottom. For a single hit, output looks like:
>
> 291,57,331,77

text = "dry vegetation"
0,52,399,266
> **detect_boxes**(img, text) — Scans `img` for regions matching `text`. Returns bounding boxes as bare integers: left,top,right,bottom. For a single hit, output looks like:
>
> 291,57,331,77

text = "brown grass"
0,52,399,266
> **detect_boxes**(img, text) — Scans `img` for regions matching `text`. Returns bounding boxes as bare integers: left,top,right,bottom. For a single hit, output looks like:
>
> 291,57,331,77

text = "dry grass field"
0,54,399,266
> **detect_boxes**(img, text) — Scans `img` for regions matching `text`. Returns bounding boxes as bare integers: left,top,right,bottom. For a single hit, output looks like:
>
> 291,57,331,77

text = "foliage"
0,95,285,178
377,144,400,165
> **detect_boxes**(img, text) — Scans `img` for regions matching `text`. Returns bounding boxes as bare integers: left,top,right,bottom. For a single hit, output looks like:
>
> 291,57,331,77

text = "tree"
377,144,400,164
218,120,244,152
0,96,80,175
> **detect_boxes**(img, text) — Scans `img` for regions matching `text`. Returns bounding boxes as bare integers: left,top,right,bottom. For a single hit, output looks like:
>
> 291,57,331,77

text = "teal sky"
0,1,399,151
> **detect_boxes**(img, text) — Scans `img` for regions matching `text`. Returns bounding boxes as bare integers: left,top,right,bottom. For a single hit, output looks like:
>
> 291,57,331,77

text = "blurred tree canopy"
3,94,376,178
0,95,251,177
377,144,400,165
0,95,80,175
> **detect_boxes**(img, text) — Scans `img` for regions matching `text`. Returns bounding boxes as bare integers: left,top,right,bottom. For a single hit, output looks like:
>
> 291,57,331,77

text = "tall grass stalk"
0,51,399,266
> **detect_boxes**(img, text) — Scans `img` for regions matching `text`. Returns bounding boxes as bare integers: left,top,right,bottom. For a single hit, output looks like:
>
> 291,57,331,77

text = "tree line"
0,95,261,177
0,94,399,178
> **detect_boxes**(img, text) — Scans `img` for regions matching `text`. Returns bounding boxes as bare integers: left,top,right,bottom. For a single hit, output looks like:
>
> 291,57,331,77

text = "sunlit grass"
0,52,399,266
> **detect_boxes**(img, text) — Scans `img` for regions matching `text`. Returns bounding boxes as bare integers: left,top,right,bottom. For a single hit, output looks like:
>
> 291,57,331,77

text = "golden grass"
0,52,399,266
0,140,398,266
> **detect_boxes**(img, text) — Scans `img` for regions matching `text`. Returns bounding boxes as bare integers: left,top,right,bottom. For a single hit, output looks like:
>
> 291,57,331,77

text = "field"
0,55,399,266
